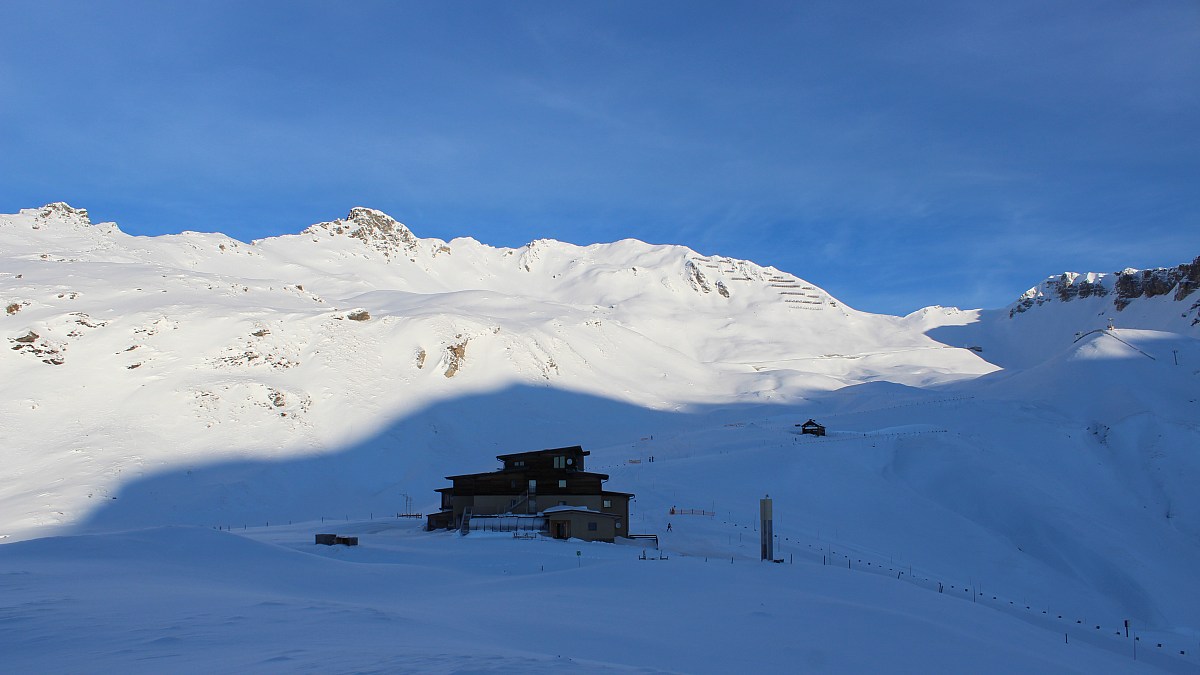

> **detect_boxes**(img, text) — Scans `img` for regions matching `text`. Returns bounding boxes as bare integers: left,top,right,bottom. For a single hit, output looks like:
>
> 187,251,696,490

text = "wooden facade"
798,419,826,437
426,445,633,543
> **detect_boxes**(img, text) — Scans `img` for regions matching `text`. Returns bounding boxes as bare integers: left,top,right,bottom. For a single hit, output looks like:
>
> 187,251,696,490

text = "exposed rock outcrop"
303,207,420,258
1010,256,1200,317
1113,257,1200,310
684,260,712,294
36,202,91,227
444,339,468,378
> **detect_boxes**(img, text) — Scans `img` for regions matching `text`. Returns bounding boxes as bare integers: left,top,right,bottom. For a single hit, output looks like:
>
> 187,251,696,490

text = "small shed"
543,506,621,543
798,419,826,437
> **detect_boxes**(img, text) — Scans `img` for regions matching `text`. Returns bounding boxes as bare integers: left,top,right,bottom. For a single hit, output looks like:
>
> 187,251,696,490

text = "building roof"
542,505,619,518
495,445,589,461
444,469,611,481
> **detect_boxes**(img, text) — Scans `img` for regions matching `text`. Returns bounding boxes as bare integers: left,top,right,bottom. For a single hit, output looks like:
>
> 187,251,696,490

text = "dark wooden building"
798,419,826,436
426,445,633,543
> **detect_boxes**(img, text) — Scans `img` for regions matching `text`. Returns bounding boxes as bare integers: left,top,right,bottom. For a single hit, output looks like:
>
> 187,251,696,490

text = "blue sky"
3,1,1197,314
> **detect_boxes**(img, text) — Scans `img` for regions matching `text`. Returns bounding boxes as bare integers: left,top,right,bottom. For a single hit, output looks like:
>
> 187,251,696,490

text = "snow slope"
2,203,1198,672
921,259,1200,369
0,524,1170,674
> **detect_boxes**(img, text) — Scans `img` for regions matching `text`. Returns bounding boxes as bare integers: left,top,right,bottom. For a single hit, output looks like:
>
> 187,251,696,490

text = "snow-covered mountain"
922,258,1200,369
1,202,995,535
3,203,1199,672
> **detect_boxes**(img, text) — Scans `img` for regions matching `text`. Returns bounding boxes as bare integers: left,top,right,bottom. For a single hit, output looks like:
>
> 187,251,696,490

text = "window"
616,521,622,529
553,456,565,469
602,499,612,509
588,522,598,531
558,479,567,488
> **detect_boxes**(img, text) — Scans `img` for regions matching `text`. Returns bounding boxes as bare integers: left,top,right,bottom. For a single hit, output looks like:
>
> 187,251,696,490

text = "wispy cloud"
1,0,1196,313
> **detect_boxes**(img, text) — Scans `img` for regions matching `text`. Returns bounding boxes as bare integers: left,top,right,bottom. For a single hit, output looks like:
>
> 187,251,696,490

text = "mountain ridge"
16,202,1199,318
1011,257,1200,320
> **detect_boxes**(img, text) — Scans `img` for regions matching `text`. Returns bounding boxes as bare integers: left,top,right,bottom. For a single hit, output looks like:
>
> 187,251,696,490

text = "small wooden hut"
798,419,826,437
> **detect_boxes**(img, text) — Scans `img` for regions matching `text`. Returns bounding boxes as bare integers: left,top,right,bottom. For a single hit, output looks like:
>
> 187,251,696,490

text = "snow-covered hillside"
0,203,993,540
3,203,1198,672
923,258,1200,368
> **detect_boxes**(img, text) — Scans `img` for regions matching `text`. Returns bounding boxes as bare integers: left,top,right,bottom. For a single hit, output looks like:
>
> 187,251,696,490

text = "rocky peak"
302,207,420,258
30,202,92,227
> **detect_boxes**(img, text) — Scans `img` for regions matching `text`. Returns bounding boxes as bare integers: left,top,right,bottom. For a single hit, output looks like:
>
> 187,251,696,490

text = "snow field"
0,523,1170,674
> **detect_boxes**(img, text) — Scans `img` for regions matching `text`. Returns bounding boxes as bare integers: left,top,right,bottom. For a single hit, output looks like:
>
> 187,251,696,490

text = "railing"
627,533,659,548
670,508,715,516
508,490,532,514
467,515,547,534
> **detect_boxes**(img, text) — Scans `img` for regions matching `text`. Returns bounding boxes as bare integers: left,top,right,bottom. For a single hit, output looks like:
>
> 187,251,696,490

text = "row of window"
511,478,571,489
556,497,619,506
512,456,576,469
